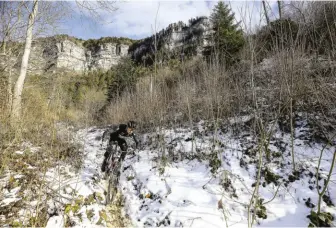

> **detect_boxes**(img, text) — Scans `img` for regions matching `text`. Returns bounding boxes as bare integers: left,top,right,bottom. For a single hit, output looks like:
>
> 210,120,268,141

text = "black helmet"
127,120,136,129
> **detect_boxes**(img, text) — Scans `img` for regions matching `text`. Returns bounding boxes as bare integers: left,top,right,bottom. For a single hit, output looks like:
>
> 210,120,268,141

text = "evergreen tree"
106,57,138,102
204,1,245,65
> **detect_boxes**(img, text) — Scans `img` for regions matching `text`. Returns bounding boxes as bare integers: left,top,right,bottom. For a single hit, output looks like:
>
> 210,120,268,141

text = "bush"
255,19,299,61
303,2,336,55
106,57,139,102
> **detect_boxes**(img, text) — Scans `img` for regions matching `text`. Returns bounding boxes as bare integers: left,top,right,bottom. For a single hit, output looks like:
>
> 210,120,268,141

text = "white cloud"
63,0,279,39
100,0,213,38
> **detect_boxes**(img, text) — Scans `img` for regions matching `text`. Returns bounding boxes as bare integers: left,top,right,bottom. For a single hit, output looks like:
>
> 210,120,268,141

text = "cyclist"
101,120,139,172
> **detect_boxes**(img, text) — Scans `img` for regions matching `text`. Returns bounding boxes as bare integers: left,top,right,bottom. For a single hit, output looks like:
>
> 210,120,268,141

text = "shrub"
303,2,336,55
106,57,139,102
255,19,299,61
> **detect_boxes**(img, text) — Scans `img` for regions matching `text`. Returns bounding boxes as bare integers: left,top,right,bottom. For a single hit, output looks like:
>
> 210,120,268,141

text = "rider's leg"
101,142,113,172
117,137,127,162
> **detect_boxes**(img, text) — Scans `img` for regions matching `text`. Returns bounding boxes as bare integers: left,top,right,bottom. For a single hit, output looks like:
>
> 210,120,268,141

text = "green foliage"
83,37,136,51
209,152,221,175
10,221,23,227
308,210,334,227
65,70,114,106
256,198,267,219
36,34,84,46
96,209,108,225
264,168,281,185
204,1,245,66
86,209,95,221
167,59,181,70
107,57,139,102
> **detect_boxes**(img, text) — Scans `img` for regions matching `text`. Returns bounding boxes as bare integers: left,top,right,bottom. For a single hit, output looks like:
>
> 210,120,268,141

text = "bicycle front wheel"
106,172,118,205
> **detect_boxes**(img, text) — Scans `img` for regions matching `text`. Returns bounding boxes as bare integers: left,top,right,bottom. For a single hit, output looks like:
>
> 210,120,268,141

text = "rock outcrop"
3,16,213,74
21,37,131,74
128,16,212,65
86,43,129,70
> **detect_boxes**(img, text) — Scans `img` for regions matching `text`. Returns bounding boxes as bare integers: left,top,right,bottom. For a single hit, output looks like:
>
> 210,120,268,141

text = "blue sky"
58,0,278,41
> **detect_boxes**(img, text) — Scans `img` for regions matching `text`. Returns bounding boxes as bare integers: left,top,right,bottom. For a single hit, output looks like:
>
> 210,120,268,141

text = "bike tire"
106,173,112,205
110,174,117,203
105,145,119,205
106,169,118,205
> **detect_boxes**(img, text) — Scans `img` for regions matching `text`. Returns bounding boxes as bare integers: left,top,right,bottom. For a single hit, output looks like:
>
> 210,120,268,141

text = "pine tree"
204,1,245,65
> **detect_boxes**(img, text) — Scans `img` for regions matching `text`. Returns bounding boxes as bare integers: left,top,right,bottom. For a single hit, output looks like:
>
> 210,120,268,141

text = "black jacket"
103,124,139,146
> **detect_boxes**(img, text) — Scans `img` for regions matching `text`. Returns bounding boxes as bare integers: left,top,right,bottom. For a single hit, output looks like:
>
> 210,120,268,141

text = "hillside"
1,1,336,227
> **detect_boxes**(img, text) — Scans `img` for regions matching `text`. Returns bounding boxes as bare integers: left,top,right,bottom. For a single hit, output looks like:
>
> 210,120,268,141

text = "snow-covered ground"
118,120,336,227
2,115,335,227
44,127,119,227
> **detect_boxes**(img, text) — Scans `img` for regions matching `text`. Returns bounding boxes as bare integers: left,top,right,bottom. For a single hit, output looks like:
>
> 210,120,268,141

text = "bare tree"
0,1,25,54
262,0,270,25
283,1,307,23
9,0,118,124
0,1,27,116
11,0,39,124
277,1,282,19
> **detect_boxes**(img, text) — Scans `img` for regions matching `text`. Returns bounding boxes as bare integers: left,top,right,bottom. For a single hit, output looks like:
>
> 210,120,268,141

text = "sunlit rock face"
129,16,212,64
5,16,213,73
26,39,130,73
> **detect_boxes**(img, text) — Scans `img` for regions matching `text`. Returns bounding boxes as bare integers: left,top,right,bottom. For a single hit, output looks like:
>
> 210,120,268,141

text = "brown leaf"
218,199,223,209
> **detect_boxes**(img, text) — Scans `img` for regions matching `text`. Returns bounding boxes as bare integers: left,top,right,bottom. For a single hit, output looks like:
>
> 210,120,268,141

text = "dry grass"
104,42,335,140
104,58,238,131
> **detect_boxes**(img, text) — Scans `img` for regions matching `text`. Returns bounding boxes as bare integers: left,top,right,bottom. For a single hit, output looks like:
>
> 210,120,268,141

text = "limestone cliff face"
56,40,86,71
4,16,213,73
86,43,129,70
129,16,212,64
26,38,130,73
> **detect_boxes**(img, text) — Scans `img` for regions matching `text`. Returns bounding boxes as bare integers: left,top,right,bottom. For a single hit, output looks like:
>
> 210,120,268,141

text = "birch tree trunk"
11,0,38,124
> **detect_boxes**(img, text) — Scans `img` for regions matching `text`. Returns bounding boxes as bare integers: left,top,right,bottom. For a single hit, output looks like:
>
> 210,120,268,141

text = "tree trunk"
2,40,6,54
262,1,270,25
11,0,38,124
277,1,282,19
7,68,12,113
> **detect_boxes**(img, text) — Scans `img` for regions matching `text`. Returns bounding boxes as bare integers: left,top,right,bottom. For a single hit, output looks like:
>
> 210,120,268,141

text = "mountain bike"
104,143,121,205
103,143,137,205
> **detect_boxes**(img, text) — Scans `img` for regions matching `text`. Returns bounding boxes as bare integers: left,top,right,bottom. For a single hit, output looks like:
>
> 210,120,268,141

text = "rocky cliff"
128,16,212,65
85,43,129,71
21,36,132,74
3,16,212,74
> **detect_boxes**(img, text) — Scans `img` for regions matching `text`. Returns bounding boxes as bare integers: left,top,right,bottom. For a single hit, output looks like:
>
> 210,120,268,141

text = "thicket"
254,2,336,61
